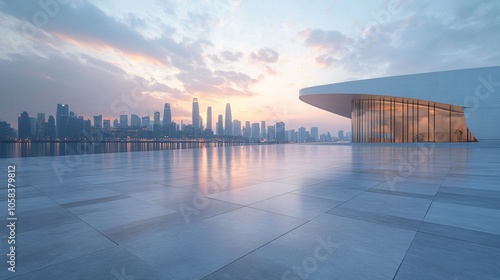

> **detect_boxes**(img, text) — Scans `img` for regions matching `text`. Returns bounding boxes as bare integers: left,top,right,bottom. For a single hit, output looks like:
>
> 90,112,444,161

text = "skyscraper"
36,113,46,137
56,104,69,138
224,103,232,136
338,130,344,140
103,120,111,129
311,127,319,141
244,121,251,138
120,115,128,127
153,111,160,125
163,103,171,128
47,115,56,138
251,123,260,139
93,115,103,128
298,127,307,142
192,98,200,131
18,111,31,139
276,122,286,142
267,125,276,141
141,116,150,129
261,121,266,139
216,114,224,135
232,120,241,136
153,111,161,136
206,106,212,132
131,114,140,127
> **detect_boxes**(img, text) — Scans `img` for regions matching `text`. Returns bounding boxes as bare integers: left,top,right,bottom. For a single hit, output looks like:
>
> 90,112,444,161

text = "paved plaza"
1,143,500,279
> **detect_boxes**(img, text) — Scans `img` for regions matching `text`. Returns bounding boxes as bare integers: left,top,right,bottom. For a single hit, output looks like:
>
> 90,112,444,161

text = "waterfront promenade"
1,143,499,279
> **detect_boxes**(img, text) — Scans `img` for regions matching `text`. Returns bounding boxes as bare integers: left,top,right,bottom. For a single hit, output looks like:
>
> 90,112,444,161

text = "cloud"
300,28,353,50
220,50,243,62
300,0,500,75
177,66,258,98
250,48,279,63
0,50,188,125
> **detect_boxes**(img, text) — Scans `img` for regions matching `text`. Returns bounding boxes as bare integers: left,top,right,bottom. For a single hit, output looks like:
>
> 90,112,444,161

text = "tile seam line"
29,183,120,247
392,150,456,279
199,219,314,280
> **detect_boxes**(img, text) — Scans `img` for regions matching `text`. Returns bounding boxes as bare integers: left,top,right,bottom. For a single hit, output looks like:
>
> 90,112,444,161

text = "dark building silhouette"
0,121,15,140
94,115,103,128
267,125,276,141
120,114,128,127
225,103,232,136
244,121,251,138
276,122,285,142
163,103,172,135
216,114,223,135
131,114,140,127
192,98,200,135
56,104,69,138
18,111,31,139
206,106,212,132
251,123,260,139
36,113,46,138
232,120,241,136
47,115,56,139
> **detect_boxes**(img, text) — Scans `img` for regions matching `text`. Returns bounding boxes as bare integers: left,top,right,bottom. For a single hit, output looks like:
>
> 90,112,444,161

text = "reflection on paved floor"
1,143,500,279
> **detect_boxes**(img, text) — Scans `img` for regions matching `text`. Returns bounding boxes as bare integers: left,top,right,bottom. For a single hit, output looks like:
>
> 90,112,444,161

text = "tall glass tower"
163,103,171,127
206,106,212,131
192,98,200,131
56,103,69,138
224,103,232,136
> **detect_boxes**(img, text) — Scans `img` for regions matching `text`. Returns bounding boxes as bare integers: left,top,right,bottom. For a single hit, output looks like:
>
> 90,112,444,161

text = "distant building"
18,111,31,139
36,113,46,138
232,120,241,136
141,116,150,129
103,119,111,129
251,123,260,139
225,103,232,136
216,114,224,135
276,122,285,142
289,129,297,142
192,98,200,132
153,111,161,136
311,127,319,141
0,121,15,140
163,103,171,128
261,121,266,139
243,121,251,138
113,119,119,128
206,106,212,132
120,115,128,127
298,127,307,142
131,114,141,127
47,115,56,138
338,130,344,140
267,125,275,141
56,104,69,138
93,115,103,128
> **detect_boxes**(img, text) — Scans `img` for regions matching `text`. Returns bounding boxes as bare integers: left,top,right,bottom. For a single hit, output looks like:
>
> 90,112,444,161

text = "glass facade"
351,98,476,143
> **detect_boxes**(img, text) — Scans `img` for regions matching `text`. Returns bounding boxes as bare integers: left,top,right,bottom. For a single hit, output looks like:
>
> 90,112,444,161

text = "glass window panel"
350,99,475,143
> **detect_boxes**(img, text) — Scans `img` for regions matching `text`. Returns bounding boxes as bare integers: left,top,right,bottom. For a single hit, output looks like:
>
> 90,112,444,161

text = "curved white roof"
299,66,500,140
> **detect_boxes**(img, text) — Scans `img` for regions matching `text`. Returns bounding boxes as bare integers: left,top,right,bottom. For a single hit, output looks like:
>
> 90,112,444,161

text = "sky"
0,0,499,135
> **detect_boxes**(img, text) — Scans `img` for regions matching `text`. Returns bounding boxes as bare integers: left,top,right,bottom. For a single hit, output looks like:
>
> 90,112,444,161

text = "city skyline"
1,1,498,135
5,100,344,138
2,100,348,142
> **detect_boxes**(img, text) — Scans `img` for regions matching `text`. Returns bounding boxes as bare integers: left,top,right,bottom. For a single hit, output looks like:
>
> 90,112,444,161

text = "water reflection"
0,142,251,158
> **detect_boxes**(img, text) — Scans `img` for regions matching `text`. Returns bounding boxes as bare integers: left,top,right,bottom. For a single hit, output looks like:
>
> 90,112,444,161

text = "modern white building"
300,66,500,142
